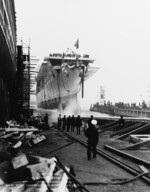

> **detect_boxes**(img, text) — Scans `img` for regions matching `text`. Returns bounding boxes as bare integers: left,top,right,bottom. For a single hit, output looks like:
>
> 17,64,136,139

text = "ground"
22,125,150,192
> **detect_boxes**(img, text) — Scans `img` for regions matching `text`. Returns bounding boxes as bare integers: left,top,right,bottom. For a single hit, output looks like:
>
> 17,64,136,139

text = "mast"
81,65,85,98
99,86,105,105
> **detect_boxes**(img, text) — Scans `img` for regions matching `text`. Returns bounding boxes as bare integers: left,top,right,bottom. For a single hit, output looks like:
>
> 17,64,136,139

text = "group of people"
57,114,99,160
57,114,82,134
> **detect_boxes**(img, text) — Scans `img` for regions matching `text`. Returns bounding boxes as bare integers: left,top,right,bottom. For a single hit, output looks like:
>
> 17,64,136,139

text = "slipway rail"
104,145,150,167
110,122,143,138
114,123,150,140
63,132,150,185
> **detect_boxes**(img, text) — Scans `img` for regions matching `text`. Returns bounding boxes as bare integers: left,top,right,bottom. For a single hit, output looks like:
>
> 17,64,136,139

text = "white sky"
15,0,150,108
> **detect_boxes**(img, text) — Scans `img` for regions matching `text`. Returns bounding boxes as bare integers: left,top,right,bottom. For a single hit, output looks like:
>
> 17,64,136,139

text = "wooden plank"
129,134,150,143
32,135,46,145
99,121,116,129
26,156,56,182
139,165,149,174
129,135,141,143
27,162,50,180
25,132,34,139
11,133,24,140
110,122,143,137
99,124,119,134
104,145,150,167
50,167,70,192
4,128,39,132
8,184,25,192
28,155,56,165
0,185,9,191
13,141,22,149
0,132,18,139
121,139,150,150
114,123,150,140
11,154,29,169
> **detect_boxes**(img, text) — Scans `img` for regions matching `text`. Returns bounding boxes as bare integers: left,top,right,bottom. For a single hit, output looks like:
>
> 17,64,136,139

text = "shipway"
36,51,98,114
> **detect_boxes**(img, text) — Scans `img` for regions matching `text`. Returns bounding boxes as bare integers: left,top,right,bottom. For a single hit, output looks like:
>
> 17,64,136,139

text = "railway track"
62,131,150,185
24,118,150,191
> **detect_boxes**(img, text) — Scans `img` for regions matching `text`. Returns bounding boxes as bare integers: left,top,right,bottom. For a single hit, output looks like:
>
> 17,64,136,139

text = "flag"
74,39,79,49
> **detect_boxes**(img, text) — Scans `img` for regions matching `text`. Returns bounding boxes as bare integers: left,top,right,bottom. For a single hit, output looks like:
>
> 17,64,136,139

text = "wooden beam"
121,139,150,150
114,123,150,140
110,122,143,138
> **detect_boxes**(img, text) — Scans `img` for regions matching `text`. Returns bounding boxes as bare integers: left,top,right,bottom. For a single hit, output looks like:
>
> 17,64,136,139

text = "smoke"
34,98,81,124
44,98,80,123
61,99,80,116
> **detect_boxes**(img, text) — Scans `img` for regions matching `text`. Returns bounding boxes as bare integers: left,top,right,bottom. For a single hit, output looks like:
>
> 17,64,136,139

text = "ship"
90,86,150,118
0,0,16,126
90,86,116,115
36,52,98,113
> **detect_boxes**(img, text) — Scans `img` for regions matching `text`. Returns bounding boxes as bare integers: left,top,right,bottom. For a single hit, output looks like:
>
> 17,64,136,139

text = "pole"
57,69,62,112
81,66,84,98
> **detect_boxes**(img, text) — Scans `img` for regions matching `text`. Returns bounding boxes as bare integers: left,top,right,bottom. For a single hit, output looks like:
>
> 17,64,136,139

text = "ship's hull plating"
36,64,82,112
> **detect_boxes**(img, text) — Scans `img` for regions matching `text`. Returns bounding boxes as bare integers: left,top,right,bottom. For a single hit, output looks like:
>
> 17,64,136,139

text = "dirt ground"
22,126,150,192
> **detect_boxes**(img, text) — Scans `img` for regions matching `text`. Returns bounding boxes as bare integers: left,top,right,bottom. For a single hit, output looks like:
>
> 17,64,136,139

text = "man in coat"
57,114,62,130
76,115,82,135
85,119,99,160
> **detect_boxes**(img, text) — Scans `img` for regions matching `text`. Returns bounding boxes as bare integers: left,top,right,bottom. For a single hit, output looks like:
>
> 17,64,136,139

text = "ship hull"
36,65,82,113
37,92,77,110
36,53,98,113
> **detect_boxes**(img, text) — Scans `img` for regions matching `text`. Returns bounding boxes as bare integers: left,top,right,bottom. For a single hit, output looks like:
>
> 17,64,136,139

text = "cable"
42,141,74,156
83,172,150,186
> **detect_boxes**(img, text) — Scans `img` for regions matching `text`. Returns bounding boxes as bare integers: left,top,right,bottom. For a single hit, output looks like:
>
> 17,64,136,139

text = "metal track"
63,132,150,185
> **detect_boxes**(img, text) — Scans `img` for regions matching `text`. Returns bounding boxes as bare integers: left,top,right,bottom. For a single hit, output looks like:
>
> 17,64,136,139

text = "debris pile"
0,120,78,191
0,120,46,149
0,153,73,191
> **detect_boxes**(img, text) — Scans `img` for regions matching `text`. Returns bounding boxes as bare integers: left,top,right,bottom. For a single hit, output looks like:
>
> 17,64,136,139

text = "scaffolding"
16,44,37,120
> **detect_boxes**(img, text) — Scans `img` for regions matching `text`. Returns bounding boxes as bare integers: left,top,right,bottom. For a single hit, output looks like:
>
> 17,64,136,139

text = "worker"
118,115,125,128
76,115,82,134
57,114,62,130
70,115,75,132
67,115,71,132
85,119,99,160
62,115,66,131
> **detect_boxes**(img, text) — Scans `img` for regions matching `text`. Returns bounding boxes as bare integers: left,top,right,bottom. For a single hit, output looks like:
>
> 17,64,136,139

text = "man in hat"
84,119,99,160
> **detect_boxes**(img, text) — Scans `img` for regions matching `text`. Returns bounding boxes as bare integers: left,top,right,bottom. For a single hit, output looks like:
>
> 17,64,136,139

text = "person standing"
57,114,62,130
76,115,82,135
83,118,88,132
118,116,125,129
62,115,66,131
70,115,75,132
67,115,71,132
85,119,99,160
